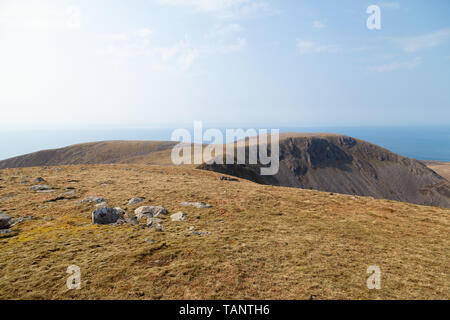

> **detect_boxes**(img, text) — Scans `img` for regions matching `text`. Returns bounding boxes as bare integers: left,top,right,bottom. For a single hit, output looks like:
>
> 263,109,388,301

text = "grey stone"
33,177,46,183
124,213,139,226
9,216,33,227
0,229,14,235
220,176,239,182
171,212,187,222
36,190,56,193
128,197,145,205
147,217,164,231
135,206,167,220
180,202,212,209
147,217,163,224
191,231,211,236
148,223,164,231
0,213,12,229
79,196,106,204
30,184,51,191
92,207,121,225
95,202,108,208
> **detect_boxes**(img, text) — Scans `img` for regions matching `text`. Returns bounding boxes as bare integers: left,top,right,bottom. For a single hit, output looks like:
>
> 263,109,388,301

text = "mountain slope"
199,133,450,208
0,141,178,168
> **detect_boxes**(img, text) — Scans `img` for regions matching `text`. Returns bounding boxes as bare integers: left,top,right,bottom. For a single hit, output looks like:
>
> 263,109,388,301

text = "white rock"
180,202,212,209
128,197,145,205
171,212,187,222
135,206,167,220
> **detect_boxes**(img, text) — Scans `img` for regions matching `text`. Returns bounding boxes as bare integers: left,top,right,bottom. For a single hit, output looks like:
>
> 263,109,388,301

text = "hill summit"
199,133,450,208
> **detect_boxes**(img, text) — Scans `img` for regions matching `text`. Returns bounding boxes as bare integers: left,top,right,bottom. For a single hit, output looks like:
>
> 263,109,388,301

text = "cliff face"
199,134,450,208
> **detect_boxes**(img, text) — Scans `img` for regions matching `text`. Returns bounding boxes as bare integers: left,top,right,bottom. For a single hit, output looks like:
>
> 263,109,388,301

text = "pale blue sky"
0,0,449,129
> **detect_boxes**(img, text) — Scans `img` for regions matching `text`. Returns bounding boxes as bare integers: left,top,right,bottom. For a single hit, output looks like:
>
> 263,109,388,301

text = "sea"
0,125,449,162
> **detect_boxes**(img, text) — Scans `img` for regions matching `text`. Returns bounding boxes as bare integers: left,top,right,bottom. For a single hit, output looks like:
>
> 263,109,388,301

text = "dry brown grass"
0,164,448,300
424,161,450,181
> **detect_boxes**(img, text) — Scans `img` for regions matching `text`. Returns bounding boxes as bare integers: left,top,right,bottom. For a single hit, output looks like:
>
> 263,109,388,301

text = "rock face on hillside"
198,134,450,208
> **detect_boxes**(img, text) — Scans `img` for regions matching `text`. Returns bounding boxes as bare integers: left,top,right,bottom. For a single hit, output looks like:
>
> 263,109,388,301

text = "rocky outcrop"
135,206,167,219
199,133,450,208
92,207,121,225
0,213,12,229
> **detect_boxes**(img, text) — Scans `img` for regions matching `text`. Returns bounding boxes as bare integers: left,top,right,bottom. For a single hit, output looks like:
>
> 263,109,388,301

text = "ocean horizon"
1,125,449,162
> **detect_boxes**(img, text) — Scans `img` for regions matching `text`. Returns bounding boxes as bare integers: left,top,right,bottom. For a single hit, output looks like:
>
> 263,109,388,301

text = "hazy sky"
0,0,449,129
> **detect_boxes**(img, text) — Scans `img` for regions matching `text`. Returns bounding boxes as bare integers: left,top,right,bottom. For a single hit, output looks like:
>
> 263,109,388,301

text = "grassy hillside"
423,161,450,181
0,164,448,300
0,141,179,169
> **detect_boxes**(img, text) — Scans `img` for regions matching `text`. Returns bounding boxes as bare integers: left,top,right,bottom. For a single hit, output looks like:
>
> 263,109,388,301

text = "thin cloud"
312,20,326,29
154,0,273,18
297,40,340,54
388,28,450,52
0,3,68,31
369,57,422,72
99,31,199,71
379,2,400,9
204,23,247,53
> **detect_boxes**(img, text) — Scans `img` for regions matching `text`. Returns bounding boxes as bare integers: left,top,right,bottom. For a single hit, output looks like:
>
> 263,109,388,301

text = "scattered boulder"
147,217,164,231
128,197,145,205
0,229,14,235
135,206,167,220
33,177,46,183
9,216,33,227
171,212,187,222
191,231,211,236
36,190,56,193
30,185,51,191
92,207,121,225
145,238,157,243
0,213,12,229
79,196,106,204
147,217,163,224
220,176,239,182
20,180,29,184
180,202,212,209
123,211,139,226
95,202,108,208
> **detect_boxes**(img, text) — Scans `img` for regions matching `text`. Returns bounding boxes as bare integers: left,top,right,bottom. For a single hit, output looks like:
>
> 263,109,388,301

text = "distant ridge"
0,141,178,168
1,134,449,208
199,133,450,208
